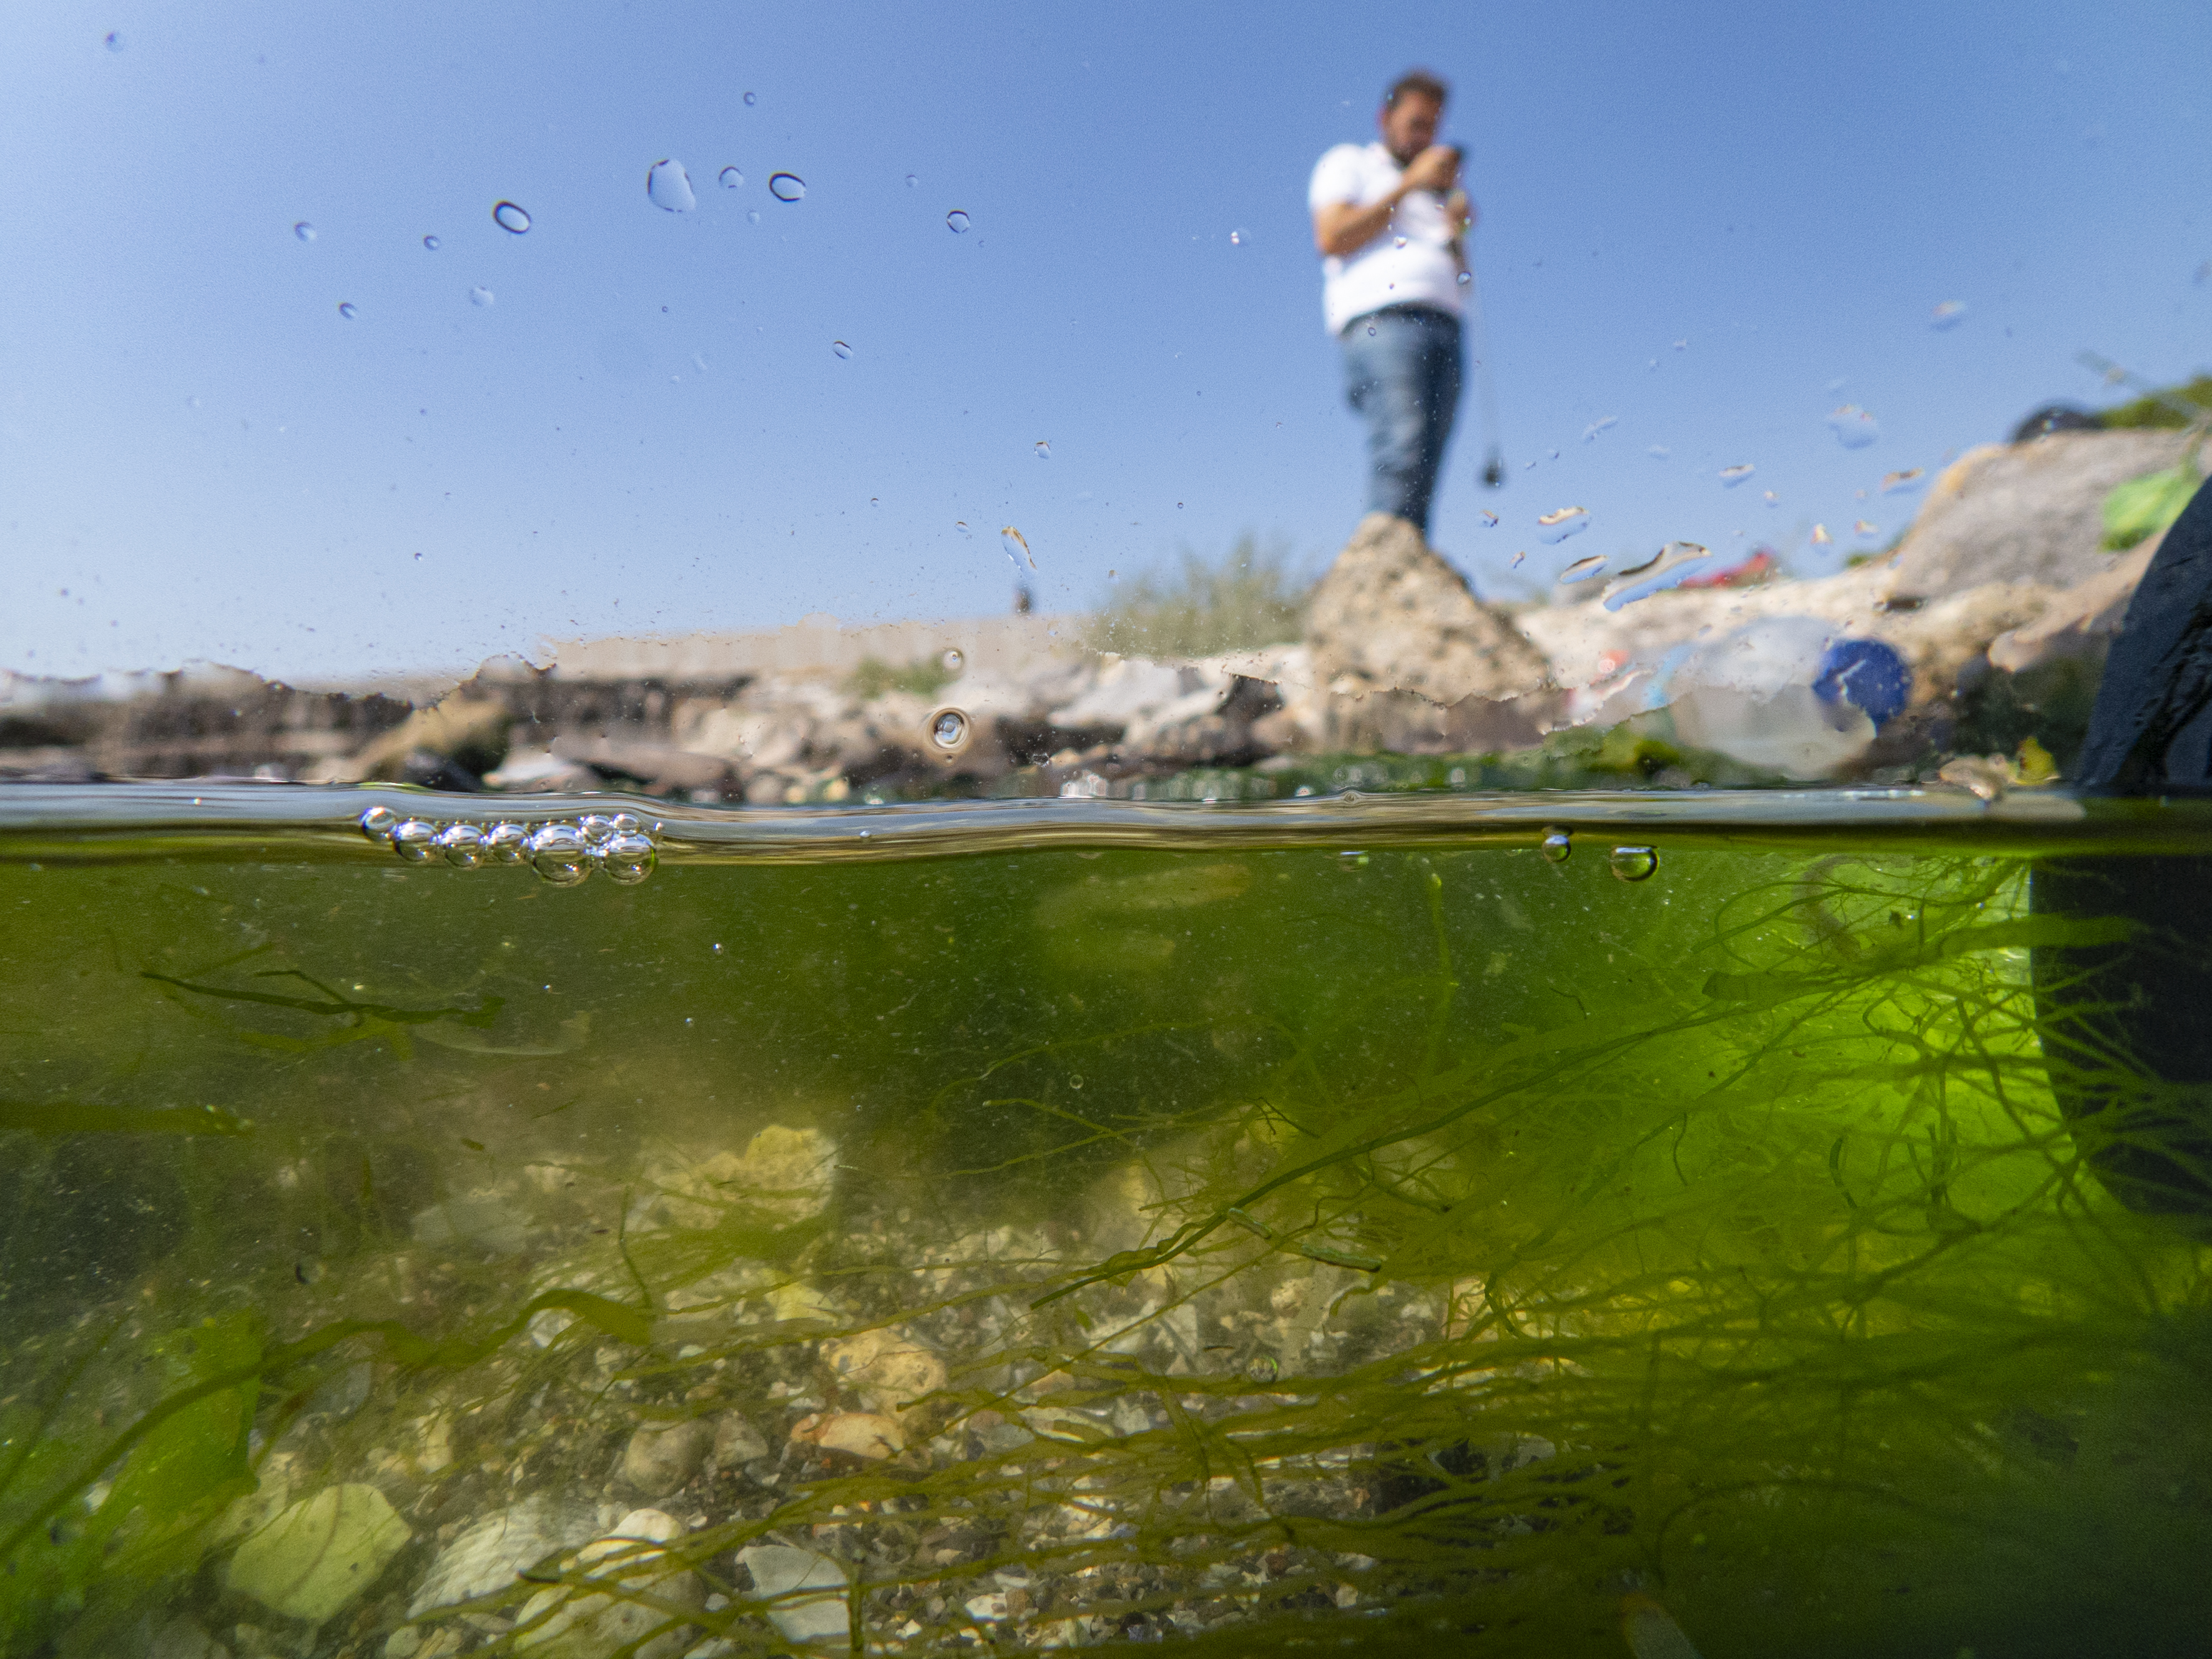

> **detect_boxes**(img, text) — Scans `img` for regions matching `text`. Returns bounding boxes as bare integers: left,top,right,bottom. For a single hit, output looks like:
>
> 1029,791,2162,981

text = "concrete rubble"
1,426,2200,793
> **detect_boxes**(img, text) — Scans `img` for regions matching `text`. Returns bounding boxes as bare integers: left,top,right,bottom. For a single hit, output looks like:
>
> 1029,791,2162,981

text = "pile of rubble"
2,425,2199,797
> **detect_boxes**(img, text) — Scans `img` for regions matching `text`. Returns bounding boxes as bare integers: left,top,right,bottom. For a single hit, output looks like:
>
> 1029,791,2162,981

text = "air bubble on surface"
1540,829,1572,864
492,201,531,234
337,302,358,320
928,707,971,755
1719,463,1755,486
528,825,591,886
1558,553,1606,584
941,648,965,674
1931,300,1968,330
1034,440,1050,459
1246,1354,1281,1384
293,222,316,242
1537,506,1590,543
1001,526,1036,569
421,234,440,250
1609,845,1658,882
647,159,697,212
601,833,657,885
767,172,805,202
359,806,399,842
483,822,528,864
576,814,617,850
470,286,494,308
436,824,486,869
719,166,744,189
832,340,853,359
945,209,971,234
1881,469,1925,493
1827,405,1879,448
391,819,438,863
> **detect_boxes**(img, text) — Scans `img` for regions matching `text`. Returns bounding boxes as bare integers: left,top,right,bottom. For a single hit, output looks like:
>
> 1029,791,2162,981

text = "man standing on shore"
1309,70,1473,538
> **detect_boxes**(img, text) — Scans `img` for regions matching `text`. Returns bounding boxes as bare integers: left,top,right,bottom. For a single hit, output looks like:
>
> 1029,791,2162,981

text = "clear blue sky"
2,0,2207,683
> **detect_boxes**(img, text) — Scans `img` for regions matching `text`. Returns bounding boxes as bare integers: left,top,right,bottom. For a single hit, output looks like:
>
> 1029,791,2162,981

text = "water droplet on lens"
293,222,316,242
719,165,744,189
832,340,852,359
1609,845,1658,882
1880,468,1924,493
422,234,440,250
646,158,697,212
1479,510,1498,527
905,173,918,187
954,520,971,534
359,806,400,842
1827,405,1879,448
601,832,657,885
1457,270,1472,286
391,819,438,862
1930,299,1967,330
747,210,760,224
1558,553,1606,584
1811,523,1832,544
483,822,528,863
104,31,124,51
436,823,486,869
1537,506,1590,543
470,285,494,308
528,824,591,886
1854,518,1879,537
768,172,805,202
1719,463,1755,486
941,648,964,674
1001,526,1036,568
743,91,757,106
1229,229,1244,245
1510,551,1525,567
1540,829,1572,864
493,201,531,234
928,707,971,754
1246,1354,1280,1384
945,209,971,233
1393,235,1407,248
337,302,358,319
1034,440,1050,459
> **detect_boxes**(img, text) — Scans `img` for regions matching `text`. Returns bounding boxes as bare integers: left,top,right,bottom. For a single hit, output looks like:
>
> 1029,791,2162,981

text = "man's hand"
1312,145,1463,258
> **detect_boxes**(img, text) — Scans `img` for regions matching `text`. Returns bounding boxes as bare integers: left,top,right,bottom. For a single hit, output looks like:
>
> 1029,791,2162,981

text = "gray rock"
1304,513,1553,752
408,1494,605,1619
736,1545,848,1645
710,1412,768,1468
620,1418,712,1494
1887,428,2193,599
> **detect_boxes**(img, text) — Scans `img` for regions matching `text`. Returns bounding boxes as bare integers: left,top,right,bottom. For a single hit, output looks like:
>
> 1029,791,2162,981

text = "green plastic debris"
227,1484,410,1623
2102,462,2202,549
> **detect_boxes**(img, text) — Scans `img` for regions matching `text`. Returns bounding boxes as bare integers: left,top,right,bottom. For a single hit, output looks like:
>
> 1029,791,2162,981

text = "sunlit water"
6,785,2212,1658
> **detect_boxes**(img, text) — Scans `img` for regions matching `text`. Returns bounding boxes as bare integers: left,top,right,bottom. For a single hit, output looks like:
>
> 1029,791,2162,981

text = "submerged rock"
619,1417,712,1494
736,1545,849,1645
407,1494,605,1619
822,1326,946,1418
514,1509,702,1659
631,1125,837,1233
227,1483,411,1624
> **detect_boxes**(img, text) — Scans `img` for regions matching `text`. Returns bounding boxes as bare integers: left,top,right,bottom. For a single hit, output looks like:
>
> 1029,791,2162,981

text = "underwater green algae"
4,815,2212,1658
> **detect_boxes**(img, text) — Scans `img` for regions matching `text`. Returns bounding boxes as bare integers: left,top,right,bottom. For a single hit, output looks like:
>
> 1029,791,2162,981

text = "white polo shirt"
1307,141,1465,337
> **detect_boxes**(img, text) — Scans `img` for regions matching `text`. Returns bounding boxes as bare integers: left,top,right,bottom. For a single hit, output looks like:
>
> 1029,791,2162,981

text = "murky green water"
7,785,2212,1658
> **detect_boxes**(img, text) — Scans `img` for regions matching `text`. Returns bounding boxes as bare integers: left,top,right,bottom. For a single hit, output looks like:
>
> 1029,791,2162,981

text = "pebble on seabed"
513,1509,702,1659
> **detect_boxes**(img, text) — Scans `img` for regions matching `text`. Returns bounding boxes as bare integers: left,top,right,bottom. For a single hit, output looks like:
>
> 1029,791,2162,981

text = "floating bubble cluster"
358,807,658,885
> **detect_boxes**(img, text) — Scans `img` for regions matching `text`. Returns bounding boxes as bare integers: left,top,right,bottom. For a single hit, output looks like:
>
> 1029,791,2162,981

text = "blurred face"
1380,91,1442,164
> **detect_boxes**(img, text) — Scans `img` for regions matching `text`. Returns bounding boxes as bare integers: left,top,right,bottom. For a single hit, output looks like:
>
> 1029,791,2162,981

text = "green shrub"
1088,534,1312,658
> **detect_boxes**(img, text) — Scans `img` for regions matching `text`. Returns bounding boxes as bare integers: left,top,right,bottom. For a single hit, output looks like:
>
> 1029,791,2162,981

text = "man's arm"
1311,144,1460,258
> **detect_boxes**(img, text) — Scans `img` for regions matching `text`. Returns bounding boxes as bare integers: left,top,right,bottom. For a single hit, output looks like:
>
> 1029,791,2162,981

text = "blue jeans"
1339,306,1462,534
